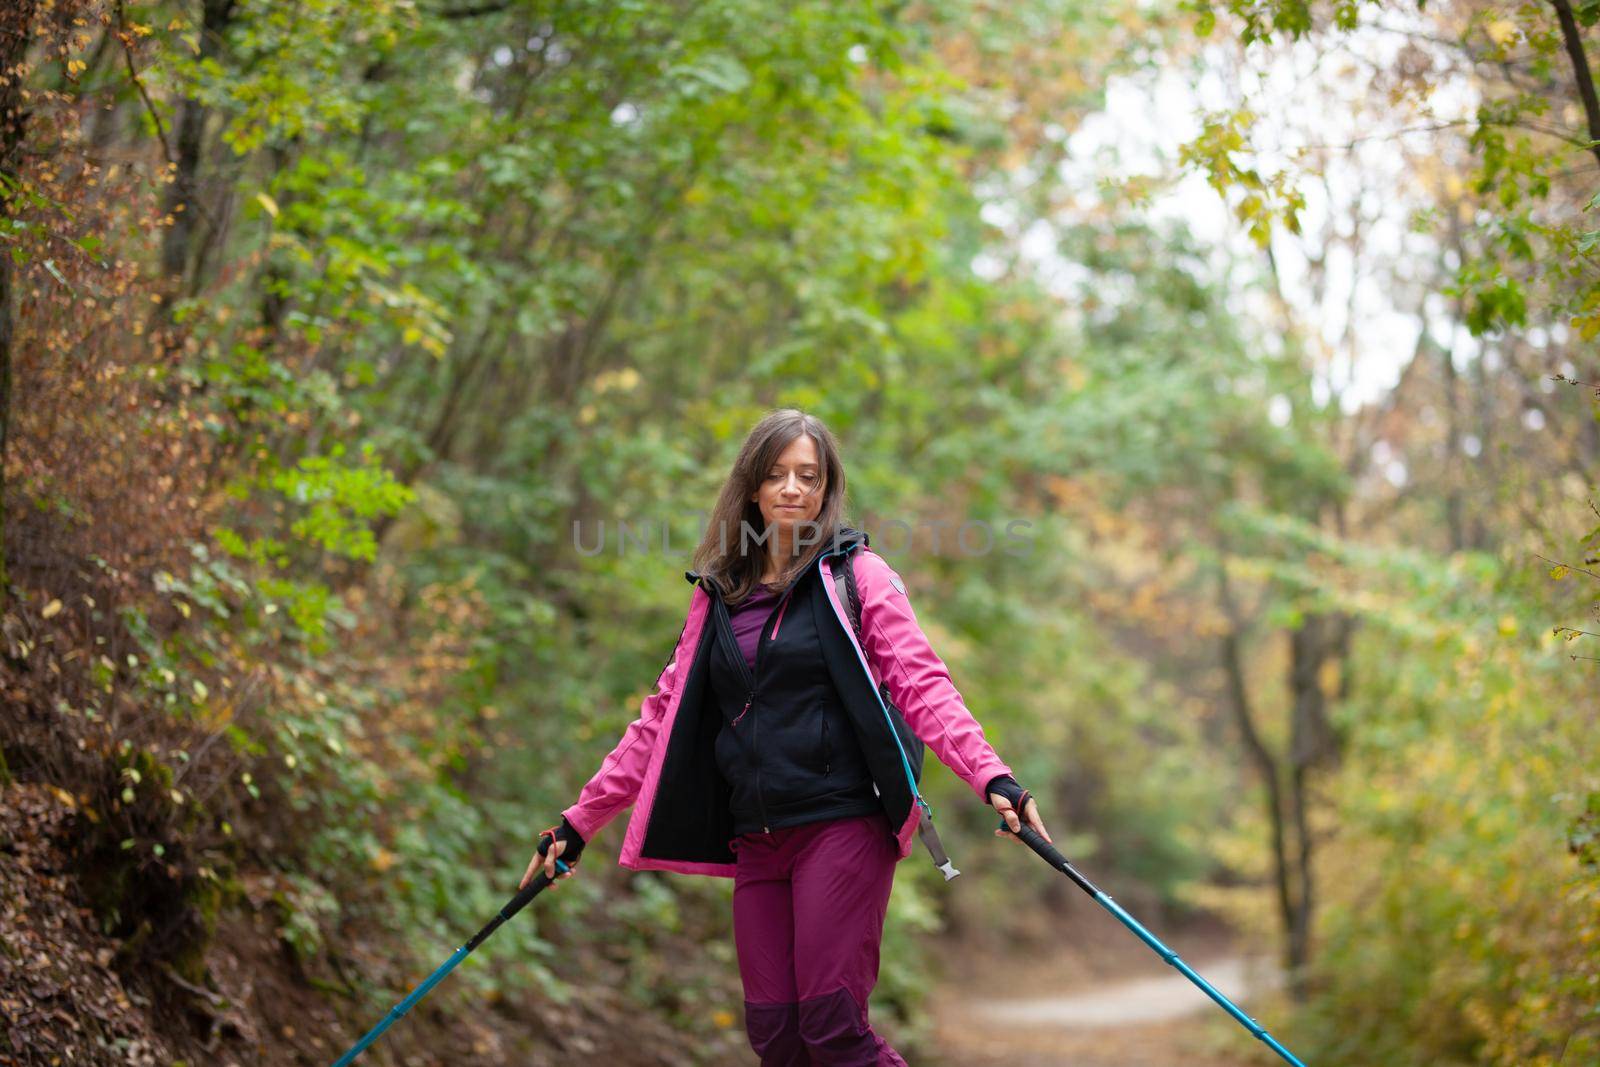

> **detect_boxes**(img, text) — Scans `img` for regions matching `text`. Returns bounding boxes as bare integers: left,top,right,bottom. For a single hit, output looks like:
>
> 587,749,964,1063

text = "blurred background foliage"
0,0,1595,1063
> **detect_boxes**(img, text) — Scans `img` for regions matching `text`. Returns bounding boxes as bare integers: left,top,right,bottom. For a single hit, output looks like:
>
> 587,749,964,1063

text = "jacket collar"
685,525,869,588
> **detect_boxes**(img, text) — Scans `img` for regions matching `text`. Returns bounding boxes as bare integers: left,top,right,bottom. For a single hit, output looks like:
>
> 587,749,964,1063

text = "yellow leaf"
371,848,395,873
1497,615,1518,636
1486,19,1517,46
41,599,63,619
255,192,279,218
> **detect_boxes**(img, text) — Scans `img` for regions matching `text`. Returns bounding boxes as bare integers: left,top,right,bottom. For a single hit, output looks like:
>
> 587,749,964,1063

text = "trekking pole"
1001,820,1308,1067
330,850,572,1066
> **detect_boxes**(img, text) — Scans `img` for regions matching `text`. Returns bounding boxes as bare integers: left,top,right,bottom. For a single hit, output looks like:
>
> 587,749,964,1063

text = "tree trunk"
1217,570,1298,988
0,0,42,600
1284,611,1351,1001
158,0,236,290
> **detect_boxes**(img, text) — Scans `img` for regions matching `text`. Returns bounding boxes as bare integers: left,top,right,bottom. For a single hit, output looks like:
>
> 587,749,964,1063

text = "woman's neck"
762,537,791,584
760,549,791,585
762,527,818,584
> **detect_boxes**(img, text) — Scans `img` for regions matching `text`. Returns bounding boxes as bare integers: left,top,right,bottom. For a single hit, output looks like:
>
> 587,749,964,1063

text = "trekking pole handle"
1000,818,1101,897
464,854,570,956
1003,819,1069,870
508,856,570,913
506,832,573,918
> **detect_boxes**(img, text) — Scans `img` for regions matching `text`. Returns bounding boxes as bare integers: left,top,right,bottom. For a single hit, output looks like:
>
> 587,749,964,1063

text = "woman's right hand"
520,828,578,891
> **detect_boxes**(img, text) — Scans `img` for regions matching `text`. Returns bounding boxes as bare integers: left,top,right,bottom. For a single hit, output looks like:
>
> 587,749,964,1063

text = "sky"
983,9,1491,419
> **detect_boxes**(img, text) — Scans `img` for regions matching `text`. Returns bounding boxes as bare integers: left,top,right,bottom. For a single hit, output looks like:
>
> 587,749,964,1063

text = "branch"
115,0,173,166
437,1,512,17
1295,119,1474,153
1550,0,1600,167
1537,553,1600,582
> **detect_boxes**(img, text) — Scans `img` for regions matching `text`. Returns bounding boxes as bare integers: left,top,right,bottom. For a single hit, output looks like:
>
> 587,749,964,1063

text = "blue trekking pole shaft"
331,857,571,1067
1005,821,1308,1067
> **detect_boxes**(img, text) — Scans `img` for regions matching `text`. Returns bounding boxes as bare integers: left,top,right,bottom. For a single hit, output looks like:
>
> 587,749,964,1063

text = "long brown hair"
691,409,852,604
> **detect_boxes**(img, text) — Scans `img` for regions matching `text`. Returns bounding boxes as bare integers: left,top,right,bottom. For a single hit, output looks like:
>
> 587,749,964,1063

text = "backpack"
831,548,926,786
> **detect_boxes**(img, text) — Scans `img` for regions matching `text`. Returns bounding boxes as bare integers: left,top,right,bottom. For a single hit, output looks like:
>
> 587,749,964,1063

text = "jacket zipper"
714,585,794,834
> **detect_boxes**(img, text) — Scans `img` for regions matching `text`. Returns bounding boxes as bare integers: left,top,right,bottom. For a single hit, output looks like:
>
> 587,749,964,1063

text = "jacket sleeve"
561,596,695,842
852,549,1014,803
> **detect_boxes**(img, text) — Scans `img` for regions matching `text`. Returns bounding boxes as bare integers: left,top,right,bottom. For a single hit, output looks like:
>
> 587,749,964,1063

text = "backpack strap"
829,545,960,881
831,550,875,684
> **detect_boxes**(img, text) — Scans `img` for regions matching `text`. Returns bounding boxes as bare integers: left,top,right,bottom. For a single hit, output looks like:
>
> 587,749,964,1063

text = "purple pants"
730,812,910,1066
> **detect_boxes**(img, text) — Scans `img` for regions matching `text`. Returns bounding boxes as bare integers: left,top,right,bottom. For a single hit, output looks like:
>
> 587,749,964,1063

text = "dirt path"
922,903,1285,1067
969,953,1277,1027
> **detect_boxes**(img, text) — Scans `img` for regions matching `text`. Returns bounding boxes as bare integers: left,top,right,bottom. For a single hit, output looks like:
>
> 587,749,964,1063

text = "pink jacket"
561,542,1013,878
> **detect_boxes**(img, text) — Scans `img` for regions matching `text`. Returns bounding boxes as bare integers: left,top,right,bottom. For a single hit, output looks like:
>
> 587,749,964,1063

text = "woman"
522,409,1051,1065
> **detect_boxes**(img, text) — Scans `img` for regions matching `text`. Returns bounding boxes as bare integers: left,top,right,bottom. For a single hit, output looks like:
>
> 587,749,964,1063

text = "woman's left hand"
989,790,1053,846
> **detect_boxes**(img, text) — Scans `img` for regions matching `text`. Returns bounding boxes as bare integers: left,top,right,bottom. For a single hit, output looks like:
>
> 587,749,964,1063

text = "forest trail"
922,904,1285,1067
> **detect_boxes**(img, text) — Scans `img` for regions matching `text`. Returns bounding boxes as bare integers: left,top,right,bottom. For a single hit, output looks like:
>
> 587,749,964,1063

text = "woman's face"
749,434,825,545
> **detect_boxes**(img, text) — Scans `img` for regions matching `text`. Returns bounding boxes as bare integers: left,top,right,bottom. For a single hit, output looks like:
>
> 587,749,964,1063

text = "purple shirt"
728,583,782,671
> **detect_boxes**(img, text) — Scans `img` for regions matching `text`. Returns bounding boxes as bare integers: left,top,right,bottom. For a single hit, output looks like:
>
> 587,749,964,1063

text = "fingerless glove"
538,815,587,867
985,774,1031,815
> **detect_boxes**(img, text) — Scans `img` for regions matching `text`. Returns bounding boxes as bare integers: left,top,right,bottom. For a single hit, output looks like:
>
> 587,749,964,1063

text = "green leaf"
675,53,752,95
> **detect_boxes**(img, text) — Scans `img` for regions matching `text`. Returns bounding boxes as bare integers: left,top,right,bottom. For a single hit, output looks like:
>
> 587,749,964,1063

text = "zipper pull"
733,697,751,726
